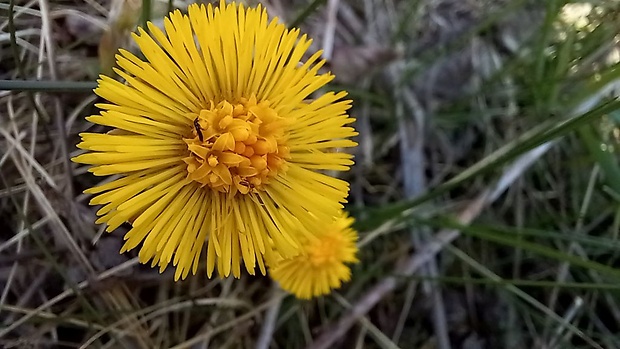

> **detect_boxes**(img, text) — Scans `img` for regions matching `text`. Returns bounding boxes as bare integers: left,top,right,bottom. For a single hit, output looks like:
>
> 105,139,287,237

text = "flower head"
269,213,359,299
73,1,357,280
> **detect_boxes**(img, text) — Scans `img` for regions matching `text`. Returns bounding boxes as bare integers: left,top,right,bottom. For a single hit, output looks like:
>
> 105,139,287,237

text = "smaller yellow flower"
270,213,359,299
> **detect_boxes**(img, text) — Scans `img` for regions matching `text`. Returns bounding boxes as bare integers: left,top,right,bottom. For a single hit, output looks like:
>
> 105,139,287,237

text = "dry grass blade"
80,297,251,349
6,150,93,269
169,294,286,349
0,258,139,338
255,285,285,349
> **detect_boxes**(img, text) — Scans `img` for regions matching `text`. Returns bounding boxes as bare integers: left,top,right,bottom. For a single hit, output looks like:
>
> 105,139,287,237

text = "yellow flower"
269,213,359,299
73,1,357,280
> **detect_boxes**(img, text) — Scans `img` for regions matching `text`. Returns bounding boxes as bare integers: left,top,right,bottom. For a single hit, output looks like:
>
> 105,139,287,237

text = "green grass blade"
358,98,620,231
423,216,620,281
289,0,326,29
0,80,97,92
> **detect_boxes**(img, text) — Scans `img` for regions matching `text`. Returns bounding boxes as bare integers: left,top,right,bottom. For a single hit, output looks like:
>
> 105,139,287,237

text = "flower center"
183,96,290,195
308,236,343,267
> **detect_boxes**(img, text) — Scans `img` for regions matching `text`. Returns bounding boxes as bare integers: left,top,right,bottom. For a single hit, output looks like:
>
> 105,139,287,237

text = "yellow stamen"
184,96,290,195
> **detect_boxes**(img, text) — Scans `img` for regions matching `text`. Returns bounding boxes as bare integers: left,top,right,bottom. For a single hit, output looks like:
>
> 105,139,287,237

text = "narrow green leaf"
0,80,97,92
578,122,620,195
398,275,620,290
289,0,326,29
424,216,620,281
357,98,620,231
142,0,151,31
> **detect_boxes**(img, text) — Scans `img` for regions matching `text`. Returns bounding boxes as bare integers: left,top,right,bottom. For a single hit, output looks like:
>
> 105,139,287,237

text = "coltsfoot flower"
270,213,359,299
73,1,357,280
